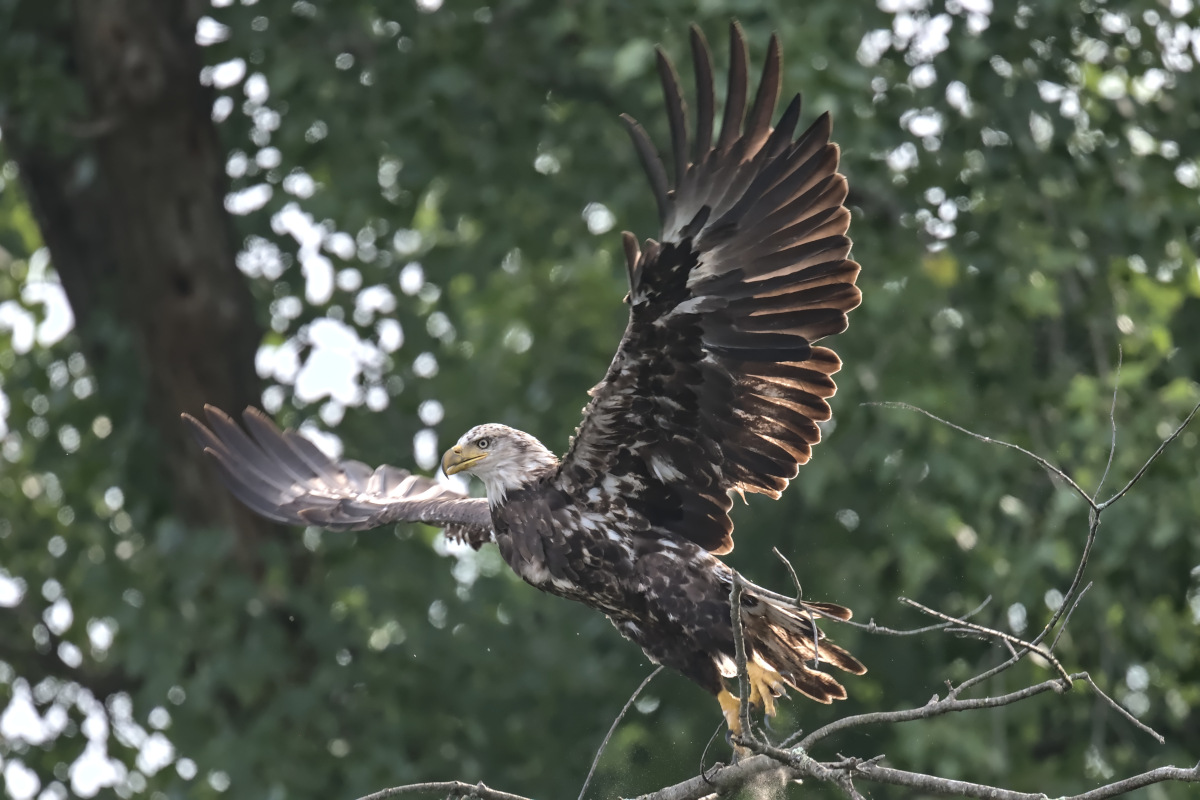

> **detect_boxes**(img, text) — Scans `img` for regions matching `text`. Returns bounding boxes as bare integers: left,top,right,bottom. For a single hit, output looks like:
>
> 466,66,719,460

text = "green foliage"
2,1,1199,799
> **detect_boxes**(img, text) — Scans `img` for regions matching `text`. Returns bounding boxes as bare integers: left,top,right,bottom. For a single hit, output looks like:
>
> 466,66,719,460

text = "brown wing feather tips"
622,231,642,295
200,405,295,489
689,25,715,165
183,406,493,537
240,407,317,485
654,48,689,188
743,34,782,151
620,114,669,225
802,600,856,622
716,22,748,152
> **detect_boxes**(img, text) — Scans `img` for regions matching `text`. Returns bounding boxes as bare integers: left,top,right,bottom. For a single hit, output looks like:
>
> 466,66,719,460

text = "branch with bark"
355,393,1200,800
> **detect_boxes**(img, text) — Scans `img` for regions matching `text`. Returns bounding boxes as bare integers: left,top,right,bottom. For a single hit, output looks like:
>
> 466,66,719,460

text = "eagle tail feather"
740,592,866,706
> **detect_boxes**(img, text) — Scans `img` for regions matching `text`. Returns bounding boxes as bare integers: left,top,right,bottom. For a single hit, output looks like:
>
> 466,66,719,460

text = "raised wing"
184,406,493,547
556,23,861,554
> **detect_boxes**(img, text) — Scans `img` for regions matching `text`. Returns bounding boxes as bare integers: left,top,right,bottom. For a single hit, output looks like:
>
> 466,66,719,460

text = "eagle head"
441,424,558,504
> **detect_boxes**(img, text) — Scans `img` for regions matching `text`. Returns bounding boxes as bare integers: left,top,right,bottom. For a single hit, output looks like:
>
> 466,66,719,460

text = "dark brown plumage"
185,22,864,738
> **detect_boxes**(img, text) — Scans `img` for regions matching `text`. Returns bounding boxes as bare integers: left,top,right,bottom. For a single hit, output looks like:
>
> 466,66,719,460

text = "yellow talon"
717,687,753,760
747,661,782,717
717,662,786,744
717,687,742,737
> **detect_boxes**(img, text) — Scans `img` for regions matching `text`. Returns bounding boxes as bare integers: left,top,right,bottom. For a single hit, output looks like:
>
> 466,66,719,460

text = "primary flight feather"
185,22,865,738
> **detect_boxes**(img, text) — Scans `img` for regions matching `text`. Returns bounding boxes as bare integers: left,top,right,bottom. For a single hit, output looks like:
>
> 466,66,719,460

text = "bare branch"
843,596,993,636
875,393,1198,713
898,597,1071,685
1050,582,1092,652
954,511,1097,702
1099,399,1200,509
628,753,781,800
1019,512,1101,687
800,675,1076,751
866,402,1095,507
770,548,822,667
734,577,847,622
1078,672,1165,744
697,721,728,783
728,573,753,745
835,761,1045,800
1061,763,1199,800
771,546,803,601
740,740,865,798
950,647,1028,701
1092,345,1122,501
354,781,533,800
630,746,1198,800
578,666,664,800
843,759,1199,800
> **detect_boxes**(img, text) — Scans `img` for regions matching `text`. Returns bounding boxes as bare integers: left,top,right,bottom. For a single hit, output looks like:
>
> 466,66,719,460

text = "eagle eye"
476,437,490,449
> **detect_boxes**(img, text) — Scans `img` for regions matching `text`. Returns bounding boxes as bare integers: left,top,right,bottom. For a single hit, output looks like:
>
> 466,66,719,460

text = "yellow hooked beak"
442,443,487,476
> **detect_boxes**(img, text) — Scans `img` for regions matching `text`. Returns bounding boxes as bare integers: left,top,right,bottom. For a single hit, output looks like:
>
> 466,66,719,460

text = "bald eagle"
185,22,865,739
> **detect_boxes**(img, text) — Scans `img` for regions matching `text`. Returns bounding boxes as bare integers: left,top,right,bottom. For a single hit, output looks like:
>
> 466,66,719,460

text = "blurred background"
1,0,1198,798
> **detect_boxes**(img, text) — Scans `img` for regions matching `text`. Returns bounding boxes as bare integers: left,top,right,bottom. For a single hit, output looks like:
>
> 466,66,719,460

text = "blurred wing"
557,23,861,554
184,406,493,544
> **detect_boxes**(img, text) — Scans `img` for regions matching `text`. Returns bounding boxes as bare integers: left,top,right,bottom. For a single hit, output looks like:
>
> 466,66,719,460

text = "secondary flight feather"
185,22,864,739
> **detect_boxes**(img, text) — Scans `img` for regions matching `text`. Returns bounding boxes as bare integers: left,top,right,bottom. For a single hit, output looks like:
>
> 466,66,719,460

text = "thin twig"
1020,512,1101,678
898,597,1071,685
1032,401,1199,669
842,596,993,636
838,761,1045,800
1100,400,1200,509
354,781,533,800
771,546,803,601
838,776,868,800
1079,672,1165,744
835,759,1199,800
698,722,727,786
1060,763,1199,800
1050,582,1092,652
577,666,664,800
770,548,822,667
828,753,886,771
874,394,1198,706
734,578,847,621
800,674,1078,751
728,573,753,746
1092,345,1122,501
952,651,1026,701
866,401,1095,507
778,726,806,748
955,511,1098,700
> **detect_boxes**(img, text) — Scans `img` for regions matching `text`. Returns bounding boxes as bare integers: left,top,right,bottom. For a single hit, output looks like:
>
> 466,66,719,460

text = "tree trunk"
6,0,278,564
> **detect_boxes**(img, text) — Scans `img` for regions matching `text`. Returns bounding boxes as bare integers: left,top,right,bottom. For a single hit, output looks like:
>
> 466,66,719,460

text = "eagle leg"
717,686,743,736
717,661,788,742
